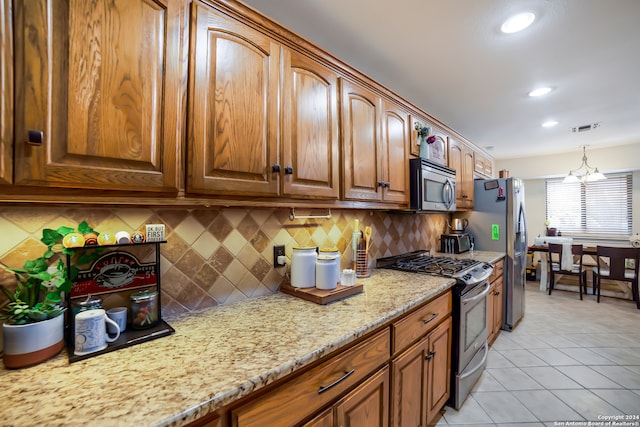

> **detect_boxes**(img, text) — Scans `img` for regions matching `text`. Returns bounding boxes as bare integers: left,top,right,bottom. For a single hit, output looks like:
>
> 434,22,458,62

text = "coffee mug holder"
64,241,174,363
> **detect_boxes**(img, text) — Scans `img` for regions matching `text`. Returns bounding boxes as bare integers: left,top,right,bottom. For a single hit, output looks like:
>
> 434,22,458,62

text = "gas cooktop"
376,250,493,286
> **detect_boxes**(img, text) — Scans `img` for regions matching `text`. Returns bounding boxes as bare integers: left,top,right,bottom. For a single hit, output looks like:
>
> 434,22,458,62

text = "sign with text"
71,251,157,298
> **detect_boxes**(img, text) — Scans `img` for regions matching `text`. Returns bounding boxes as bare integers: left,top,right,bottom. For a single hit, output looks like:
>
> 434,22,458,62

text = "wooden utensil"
364,226,372,253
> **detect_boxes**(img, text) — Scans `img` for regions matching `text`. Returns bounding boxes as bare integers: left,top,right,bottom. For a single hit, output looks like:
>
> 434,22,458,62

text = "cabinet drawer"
490,258,505,282
232,329,390,427
392,291,451,355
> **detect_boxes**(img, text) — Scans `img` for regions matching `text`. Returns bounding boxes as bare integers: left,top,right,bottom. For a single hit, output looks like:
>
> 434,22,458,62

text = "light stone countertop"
0,251,503,427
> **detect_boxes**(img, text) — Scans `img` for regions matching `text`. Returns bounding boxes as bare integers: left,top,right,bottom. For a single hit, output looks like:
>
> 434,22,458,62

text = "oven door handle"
462,281,491,304
458,342,488,380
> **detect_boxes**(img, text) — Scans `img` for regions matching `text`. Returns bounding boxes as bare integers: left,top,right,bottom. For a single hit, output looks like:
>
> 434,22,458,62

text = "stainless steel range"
376,250,493,410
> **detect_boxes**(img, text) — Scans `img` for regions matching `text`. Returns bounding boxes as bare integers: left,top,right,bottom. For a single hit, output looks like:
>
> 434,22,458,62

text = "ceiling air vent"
571,122,600,133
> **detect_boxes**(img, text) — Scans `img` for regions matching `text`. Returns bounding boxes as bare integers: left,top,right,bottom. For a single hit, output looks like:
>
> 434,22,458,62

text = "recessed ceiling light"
542,121,559,128
501,12,536,33
529,87,552,97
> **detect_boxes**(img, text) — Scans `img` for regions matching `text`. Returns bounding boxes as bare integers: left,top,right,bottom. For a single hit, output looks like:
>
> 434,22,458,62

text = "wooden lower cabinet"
488,258,505,344
335,367,389,427
304,408,334,427
303,367,389,427
231,329,389,427
390,317,452,427
193,291,453,427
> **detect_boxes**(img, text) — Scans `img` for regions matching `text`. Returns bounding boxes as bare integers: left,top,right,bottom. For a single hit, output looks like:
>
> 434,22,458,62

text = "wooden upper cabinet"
187,1,279,196
0,0,12,185
474,152,494,178
449,137,474,210
341,79,383,202
381,101,409,204
410,116,448,167
12,0,184,192
281,49,339,199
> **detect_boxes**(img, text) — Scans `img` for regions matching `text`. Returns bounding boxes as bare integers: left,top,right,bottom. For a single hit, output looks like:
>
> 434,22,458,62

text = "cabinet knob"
425,350,436,361
272,165,281,172
385,182,391,188
284,166,293,175
27,130,44,146
378,181,385,187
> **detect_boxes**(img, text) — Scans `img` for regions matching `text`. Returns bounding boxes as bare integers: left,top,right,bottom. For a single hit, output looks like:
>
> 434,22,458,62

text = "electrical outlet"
273,245,286,267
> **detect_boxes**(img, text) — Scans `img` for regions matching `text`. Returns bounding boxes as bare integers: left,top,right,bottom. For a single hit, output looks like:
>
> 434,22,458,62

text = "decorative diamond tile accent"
223,229,248,256
0,206,447,318
236,272,261,297
209,215,234,242
209,276,236,304
222,208,248,228
192,209,220,229
223,259,248,285
0,207,59,233
114,208,154,230
174,215,206,245
0,217,29,257
211,246,234,274
192,232,219,259
237,244,260,270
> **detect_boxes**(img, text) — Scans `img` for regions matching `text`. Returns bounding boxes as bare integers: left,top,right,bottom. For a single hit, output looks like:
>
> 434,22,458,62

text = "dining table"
528,243,635,294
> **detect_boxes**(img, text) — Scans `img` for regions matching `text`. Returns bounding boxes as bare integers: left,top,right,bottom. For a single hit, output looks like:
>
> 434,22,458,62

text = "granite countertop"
0,250,503,427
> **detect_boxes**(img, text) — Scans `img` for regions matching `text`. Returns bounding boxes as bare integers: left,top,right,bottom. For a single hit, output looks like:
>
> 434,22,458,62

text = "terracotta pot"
2,314,64,369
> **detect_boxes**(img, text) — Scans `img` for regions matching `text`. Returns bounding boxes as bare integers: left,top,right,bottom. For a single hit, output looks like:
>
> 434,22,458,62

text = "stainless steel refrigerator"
464,178,527,331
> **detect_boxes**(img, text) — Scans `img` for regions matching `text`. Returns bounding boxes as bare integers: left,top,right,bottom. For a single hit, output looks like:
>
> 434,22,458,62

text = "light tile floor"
434,281,640,427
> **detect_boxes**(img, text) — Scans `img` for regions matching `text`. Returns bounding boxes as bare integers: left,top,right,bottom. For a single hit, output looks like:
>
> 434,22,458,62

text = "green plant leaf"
41,228,63,246
56,226,75,236
77,221,94,234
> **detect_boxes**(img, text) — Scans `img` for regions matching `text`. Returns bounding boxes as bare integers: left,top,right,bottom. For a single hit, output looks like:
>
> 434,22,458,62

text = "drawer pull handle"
422,313,438,324
425,351,436,361
318,369,355,394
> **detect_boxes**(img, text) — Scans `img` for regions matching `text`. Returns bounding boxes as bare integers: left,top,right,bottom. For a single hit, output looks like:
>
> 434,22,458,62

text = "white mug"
106,306,127,333
75,309,120,356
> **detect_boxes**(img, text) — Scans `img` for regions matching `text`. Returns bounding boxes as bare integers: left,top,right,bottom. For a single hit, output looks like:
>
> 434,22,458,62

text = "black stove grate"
376,250,479,278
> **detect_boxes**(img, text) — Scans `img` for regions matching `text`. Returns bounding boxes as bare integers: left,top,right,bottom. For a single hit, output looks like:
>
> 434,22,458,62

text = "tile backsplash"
0,206,447,317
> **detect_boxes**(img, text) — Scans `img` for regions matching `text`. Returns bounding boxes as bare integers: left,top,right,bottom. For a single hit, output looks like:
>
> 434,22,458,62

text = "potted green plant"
1,222,94,368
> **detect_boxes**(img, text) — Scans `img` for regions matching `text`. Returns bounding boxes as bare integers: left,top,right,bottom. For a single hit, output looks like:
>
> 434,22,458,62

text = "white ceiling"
241,0,640,160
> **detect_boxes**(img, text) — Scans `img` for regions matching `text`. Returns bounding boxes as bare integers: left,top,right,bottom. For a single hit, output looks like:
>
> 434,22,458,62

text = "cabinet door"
282,49,339,199
426,317,452,425
461,147,475,208
492,275,504,336
335,366,389,427
381,100,409,204
391,337,428,427
13,0,183,192
0,0,11,184
487,282,496,344
448,138,474,209
303,408,333,427
187,1,279,196
341,79,383,201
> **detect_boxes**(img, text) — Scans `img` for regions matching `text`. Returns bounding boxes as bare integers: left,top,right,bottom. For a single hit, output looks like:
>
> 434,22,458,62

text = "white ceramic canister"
319,247,341,285
315,255,338,290
291,247,317,288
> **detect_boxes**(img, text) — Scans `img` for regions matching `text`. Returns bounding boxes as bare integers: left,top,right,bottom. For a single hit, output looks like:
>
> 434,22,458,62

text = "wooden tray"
280,282,363,305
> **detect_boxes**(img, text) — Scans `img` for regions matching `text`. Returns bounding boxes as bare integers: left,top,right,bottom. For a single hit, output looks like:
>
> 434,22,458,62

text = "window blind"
545,173,632,238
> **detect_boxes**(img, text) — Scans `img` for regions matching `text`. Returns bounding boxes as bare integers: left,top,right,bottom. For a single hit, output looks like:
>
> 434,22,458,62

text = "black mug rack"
64,240,174,363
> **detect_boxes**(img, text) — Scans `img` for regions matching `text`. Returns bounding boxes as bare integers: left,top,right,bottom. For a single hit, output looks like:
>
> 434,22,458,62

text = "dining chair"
547,243,587,299
592,246,640,308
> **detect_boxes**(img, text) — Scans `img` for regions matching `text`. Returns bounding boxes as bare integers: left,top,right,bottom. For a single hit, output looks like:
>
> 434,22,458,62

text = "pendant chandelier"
563,145,606,183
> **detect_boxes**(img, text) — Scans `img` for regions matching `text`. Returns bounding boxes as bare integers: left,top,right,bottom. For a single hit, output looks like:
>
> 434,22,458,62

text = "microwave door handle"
443,179,453,209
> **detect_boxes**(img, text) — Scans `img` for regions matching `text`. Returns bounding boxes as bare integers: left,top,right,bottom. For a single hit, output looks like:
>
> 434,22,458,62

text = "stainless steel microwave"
410,158,456,212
